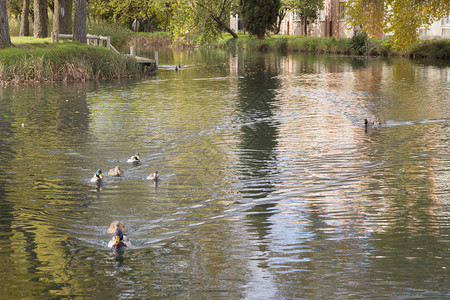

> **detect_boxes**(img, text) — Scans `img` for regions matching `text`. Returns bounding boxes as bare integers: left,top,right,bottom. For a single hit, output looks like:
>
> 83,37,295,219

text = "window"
442,28,450,37
319,9,325,22
238,17,243,31
442,15,450,26
339,3,345,20
419,29,428,36
294,11,302,22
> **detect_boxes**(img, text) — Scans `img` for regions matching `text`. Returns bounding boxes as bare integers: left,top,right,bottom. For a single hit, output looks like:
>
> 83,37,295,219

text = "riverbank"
2,31,450,84
215,33,450,59
130,31,450,59
0,38,144,84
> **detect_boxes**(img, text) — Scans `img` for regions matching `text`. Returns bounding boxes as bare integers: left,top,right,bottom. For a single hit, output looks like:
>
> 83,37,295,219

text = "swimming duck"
127,153,141,163
107,221,131,248
364,118,386,132
146,170,159,181
375,118,386,124
108,166,124,177
90,169,104,183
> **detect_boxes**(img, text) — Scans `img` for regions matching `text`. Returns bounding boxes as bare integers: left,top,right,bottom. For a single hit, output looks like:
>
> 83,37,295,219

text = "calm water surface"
0,49,449,299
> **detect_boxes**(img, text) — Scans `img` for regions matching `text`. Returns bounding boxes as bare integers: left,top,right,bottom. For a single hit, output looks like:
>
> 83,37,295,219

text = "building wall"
419,16,450,39
278,0,352,38
232,3,450,39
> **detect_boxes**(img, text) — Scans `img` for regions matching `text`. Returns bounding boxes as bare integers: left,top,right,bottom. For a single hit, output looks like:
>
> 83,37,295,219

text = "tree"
34,0,48,37
0,0,12,47
88,0,166,31
292,0,323,36
73,0,87,43
20,0,31,36
171,0,238,43
277,0,323,36
239,0,280,39
345,0,450,50
54,0,73,35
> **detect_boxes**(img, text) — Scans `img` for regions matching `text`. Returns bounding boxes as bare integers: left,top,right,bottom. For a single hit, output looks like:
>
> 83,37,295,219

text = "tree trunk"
73,0,87,43
0,0,12,47
164,11,169,32
303,16,308,36
53,0,60,36
276,9,286,35
20,0,31,36
60,0,72,34
211,14,238,38
33,0,48,38
53,0,73,36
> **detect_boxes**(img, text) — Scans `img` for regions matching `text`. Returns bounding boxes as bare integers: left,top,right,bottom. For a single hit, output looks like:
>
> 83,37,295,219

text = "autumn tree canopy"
345,0,450,50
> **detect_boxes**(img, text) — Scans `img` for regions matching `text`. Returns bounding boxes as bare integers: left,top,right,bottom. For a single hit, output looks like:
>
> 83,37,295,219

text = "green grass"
216,33,450,59
0,41,144,83
12,36,52,44
87,22,132,50
216,34,354,54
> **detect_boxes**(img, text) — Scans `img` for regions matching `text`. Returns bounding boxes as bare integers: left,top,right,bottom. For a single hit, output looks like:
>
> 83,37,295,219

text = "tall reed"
0,42,143,84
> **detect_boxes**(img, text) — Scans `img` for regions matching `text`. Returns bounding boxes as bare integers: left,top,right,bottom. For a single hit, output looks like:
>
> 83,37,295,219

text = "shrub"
87,22,131,50
350,32,369,55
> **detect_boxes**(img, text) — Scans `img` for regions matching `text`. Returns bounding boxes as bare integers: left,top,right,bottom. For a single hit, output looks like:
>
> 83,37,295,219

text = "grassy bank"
215,33,450,59
215,33,394,56
1,38,142,84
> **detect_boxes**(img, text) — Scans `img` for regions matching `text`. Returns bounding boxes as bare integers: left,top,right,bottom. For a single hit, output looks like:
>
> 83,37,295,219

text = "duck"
90,169,104,183
108,166,124,177
146,170,159,181
127,153,141,164
364,118,386,132
375,118,386,125
107,221,131,248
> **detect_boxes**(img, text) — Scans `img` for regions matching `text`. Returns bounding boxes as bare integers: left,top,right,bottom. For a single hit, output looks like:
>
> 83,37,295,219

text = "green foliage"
345,0,450,50
8,16,21,36
282,0,323,21
349,31,369,55
217,34,353,54
412,40,450,59
171,0,236,45
87,22,131,50
0,41,142,83
88,0,168,31
239,0,281,39
349,32,392,57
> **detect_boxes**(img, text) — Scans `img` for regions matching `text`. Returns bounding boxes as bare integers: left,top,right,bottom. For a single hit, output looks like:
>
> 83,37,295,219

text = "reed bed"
0,41,141,84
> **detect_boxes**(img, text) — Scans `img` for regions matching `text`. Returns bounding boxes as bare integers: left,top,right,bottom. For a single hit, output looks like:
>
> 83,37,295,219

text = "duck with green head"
127,153,141,164
107,221,131,248
91,169,104,183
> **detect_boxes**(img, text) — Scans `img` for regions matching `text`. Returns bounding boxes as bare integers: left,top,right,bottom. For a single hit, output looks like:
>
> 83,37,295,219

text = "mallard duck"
375,118,386,124
127,153,141,163
90,169,104,183
364,118,386,132
108,166,124,177
146,170,159,181
107,221,131,248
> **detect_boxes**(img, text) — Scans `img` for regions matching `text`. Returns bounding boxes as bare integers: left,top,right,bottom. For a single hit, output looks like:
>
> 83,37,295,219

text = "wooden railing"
51,32,119,54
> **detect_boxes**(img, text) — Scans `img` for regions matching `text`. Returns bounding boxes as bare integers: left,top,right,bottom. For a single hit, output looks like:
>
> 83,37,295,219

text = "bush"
87,22,131,50
350,32,369,55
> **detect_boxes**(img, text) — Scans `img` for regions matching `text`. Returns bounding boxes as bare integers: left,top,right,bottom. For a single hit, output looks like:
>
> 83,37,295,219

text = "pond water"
0,49,449,299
